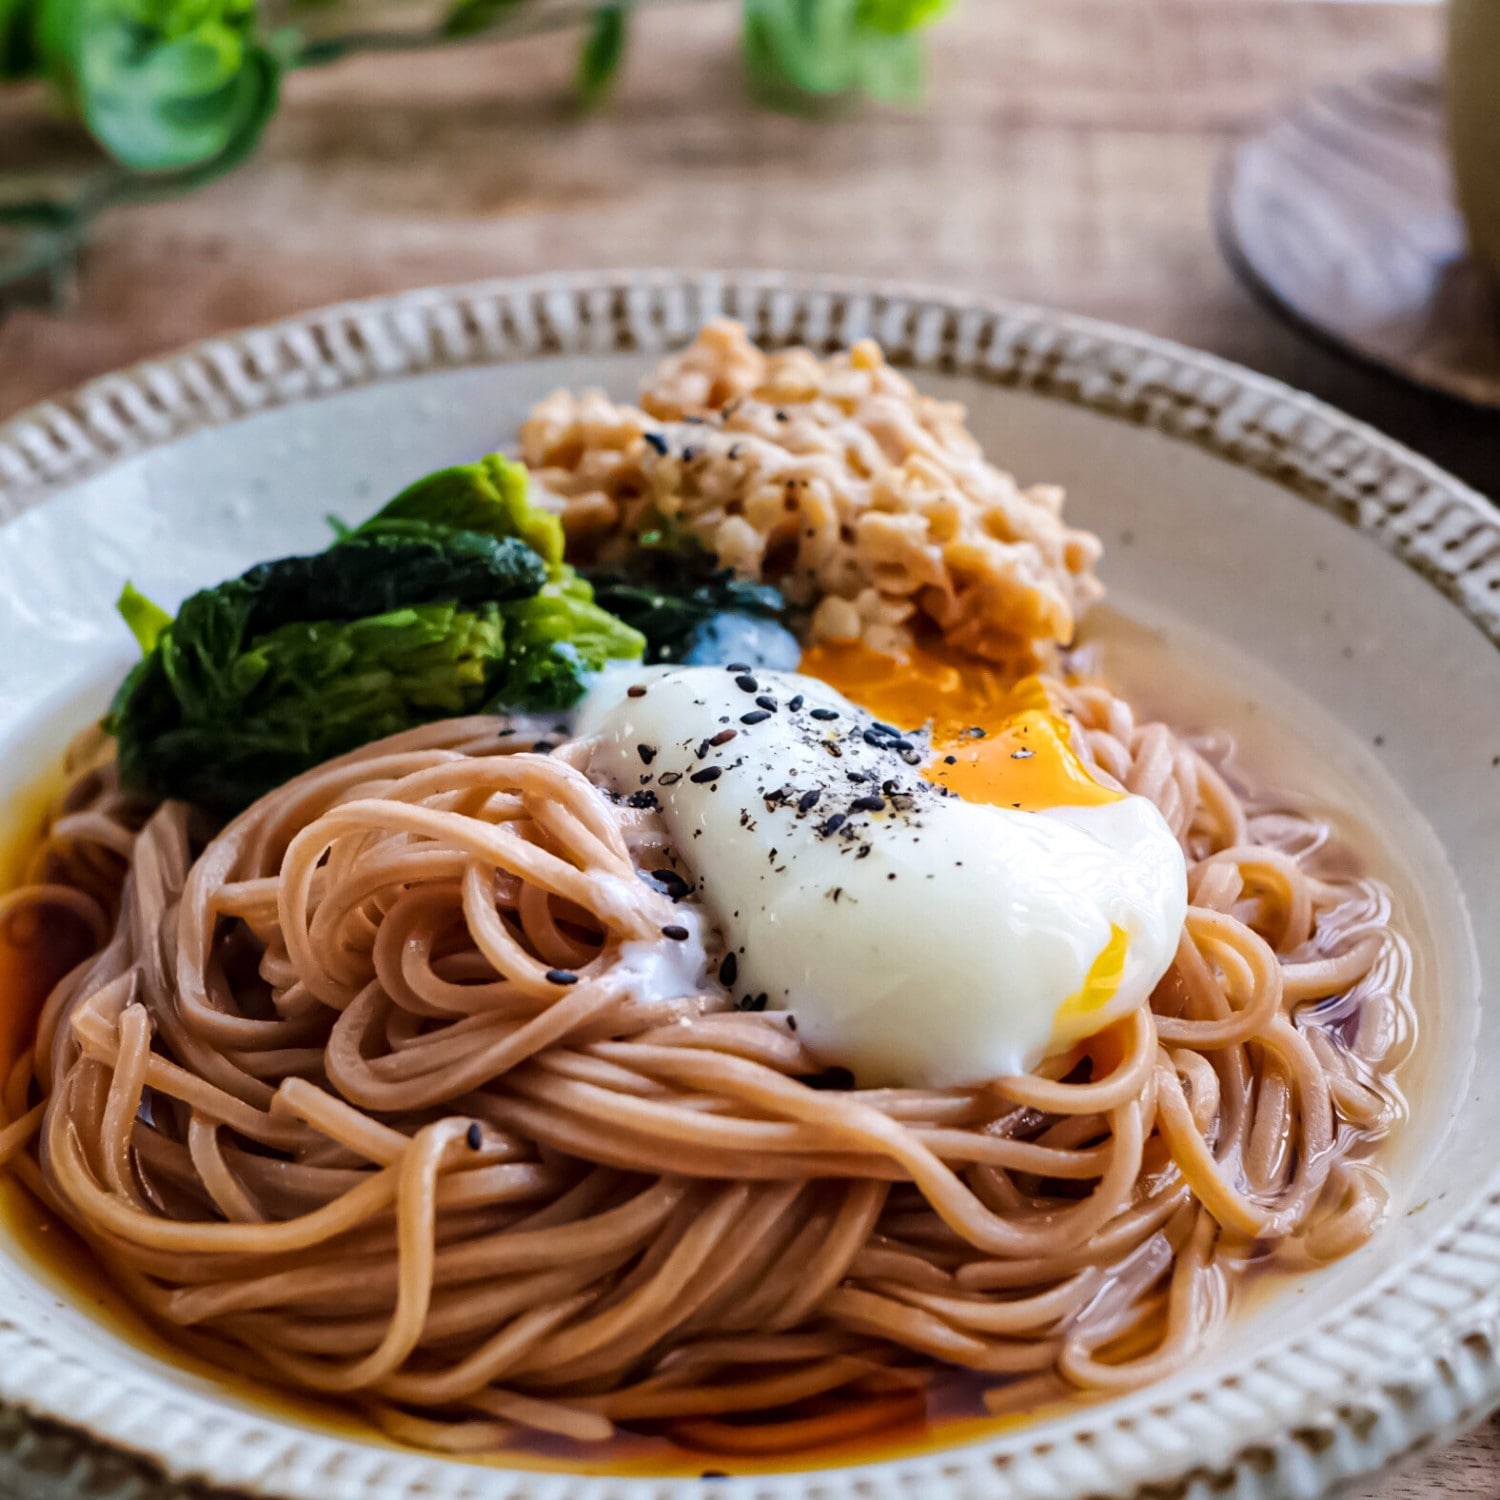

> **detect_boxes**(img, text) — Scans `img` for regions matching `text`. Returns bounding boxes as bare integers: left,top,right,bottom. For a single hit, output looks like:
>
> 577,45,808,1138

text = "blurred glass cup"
1449,0,1500,279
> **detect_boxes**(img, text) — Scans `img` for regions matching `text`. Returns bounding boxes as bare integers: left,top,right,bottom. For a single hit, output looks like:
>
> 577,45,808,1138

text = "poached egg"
577,653,1187,1089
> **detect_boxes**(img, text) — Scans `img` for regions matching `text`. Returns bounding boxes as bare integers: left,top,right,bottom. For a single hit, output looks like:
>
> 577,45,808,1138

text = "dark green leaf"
238,533,546,631
106,455,644,811
441,0,523,41
575,4,626,111
113,601,510,811
586,550,790,666
0,0,40,78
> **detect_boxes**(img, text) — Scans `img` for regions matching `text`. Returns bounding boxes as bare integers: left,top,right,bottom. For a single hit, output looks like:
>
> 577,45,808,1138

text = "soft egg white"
577,665,1187,1089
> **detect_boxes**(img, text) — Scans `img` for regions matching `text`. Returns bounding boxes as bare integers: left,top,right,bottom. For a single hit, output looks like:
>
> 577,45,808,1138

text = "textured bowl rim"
3,269,1500,1500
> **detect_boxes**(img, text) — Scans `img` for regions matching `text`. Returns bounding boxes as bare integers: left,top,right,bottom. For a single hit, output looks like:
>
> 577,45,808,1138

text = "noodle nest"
0,686,1410,1455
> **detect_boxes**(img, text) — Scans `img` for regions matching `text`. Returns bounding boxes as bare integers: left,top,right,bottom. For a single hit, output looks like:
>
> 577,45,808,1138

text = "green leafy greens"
107,454,644,812
585,546,794,667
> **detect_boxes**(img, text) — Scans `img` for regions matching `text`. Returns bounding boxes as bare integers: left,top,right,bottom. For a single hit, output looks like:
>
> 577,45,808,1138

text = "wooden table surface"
3,2,1499,1494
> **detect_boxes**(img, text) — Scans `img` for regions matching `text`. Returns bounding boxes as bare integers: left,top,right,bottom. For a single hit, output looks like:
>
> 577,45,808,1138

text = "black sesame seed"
810,707,838,721
643,431,668,455
797,788,822,813
696,738,713,758
637,744,657,765
690,766,722,784
850,794,885,813
899,748,923,766
755,695,777,712
466,1122,482,1150
943,755,958,765
497,727,516,737
818,813,847,836
965,726,986,739
658,771,683,786
533,741,556,754
740,992,769,1012
1011,747,1035,760
786,1015,798,1031
682,446,700,463
740,709,772,726
626,683,647,698
662,924,690,942
862,729,890,750
872,720,900,736
546,969,579,985
726,662,751,673
649,867,690,897
626,790,660,809
719,951,738,986
735,674,759,693
788,694,804,712
709,728,738,747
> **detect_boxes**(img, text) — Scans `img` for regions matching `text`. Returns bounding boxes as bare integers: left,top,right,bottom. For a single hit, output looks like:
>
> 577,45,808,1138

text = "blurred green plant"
743,0,946,109
0,0,954,295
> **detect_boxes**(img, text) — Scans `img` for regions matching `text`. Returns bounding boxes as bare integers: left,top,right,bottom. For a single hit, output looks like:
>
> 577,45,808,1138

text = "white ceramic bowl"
2,271,1499,1500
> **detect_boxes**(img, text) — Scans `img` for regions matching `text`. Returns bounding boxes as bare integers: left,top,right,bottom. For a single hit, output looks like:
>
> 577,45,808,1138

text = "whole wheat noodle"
0,692,1410,1454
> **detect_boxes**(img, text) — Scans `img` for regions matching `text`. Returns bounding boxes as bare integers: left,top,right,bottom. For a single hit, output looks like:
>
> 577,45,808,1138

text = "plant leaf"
742,0,936,108
854,24,922,103
441,0,523,41
105,456,644,810
350,453,567,576
0,0,40,78
575,4,626,110
37,0,281,174
855,0,955,35
742,0,857,101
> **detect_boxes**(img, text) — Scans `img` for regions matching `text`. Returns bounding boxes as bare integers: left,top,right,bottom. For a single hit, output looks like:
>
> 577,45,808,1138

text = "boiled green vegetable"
345,453,567,576
106,454,643,812
586,551,791,665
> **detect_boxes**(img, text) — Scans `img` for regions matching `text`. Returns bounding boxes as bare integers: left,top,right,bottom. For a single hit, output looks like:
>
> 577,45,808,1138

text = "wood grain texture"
10,0,1495,500
5,5,1500,1495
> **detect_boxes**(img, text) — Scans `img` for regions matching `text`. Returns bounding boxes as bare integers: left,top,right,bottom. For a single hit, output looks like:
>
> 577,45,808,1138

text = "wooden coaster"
1216,59,1500,410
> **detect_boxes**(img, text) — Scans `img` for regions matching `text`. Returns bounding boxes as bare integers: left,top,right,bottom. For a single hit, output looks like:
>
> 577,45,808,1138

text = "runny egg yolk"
799,638,1133,1034
798,638,1123,812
